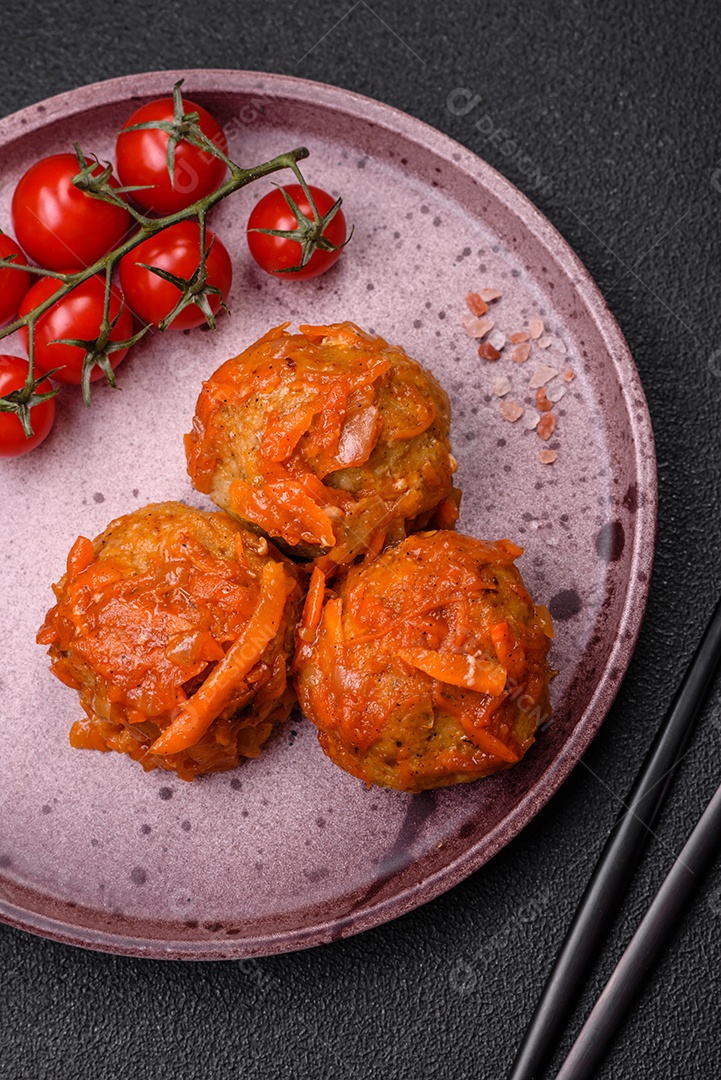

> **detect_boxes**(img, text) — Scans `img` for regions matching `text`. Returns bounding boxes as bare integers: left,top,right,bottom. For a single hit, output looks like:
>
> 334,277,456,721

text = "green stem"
1,142,312,428
27,318,36,392
0,147,310,346
101,262,113,340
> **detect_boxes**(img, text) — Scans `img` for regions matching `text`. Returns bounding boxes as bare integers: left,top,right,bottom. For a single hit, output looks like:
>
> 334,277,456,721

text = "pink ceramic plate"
0,70,656,959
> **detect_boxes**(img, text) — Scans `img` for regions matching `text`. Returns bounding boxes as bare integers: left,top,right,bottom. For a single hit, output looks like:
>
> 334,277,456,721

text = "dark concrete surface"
1,2,720,1077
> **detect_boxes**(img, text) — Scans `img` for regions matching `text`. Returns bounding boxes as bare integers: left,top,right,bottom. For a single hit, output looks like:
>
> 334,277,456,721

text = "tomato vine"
0,81,318,422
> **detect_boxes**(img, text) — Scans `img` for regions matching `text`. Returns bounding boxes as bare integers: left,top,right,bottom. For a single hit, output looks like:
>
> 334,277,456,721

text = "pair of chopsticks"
508,595,721,1080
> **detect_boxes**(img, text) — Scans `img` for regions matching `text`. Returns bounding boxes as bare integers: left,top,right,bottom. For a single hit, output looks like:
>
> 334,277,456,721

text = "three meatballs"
39,323,553,790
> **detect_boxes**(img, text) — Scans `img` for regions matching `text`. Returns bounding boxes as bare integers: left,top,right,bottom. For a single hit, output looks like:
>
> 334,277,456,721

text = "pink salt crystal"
466,292,489,316
463,314,495,338
547,383,567,403
529,319,544,339
512,342,531,364
529,365,559,389
493,375,512,396
542,335,567,354
478,341,501,361
499,401,524,422
536,413,557,441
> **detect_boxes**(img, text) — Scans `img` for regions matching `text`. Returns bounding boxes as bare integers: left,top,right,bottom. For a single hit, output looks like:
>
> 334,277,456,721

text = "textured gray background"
1,2,720,1078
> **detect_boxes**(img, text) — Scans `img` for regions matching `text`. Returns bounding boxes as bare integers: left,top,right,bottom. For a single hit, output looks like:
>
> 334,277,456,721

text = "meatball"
37,502,303,780
185,322,459,567
294,531,553,792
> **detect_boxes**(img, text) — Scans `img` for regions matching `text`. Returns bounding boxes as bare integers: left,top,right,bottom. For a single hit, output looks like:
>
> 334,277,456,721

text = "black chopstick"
508,594,721,1080
555,776,721,1079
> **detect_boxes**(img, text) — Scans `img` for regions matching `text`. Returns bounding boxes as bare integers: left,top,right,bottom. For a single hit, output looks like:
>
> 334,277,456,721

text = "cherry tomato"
116,96,228,215
246,184,347,280
19,276,134,385
0,355,55,457
0,233,32,326
12,154,130,272
119,221,232,330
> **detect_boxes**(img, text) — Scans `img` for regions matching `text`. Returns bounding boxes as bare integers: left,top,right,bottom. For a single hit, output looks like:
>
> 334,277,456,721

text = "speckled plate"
0,70,656,959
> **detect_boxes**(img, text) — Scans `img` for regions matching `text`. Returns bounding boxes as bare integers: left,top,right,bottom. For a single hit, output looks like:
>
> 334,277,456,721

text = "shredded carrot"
432,684,507,727
490,621,511,666
396,647,507,697
150,562,293,756
297,566,326,642
67,535,95,579
364,526,387,560
229,478,336,550
261,400,320,462
321,596,344,647
298,323,379,351
432,494,460,530
48,661,80,688
347,592,469,648
69,718,111,752
276,458,349,509
456,717,519,762
536,603,555,639
302,380,348,461
497,539,523,561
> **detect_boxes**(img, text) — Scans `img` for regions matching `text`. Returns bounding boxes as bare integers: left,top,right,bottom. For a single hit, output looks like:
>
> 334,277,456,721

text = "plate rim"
0,68,657,960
